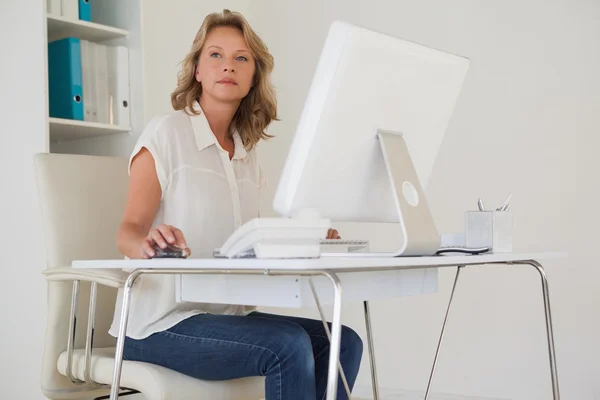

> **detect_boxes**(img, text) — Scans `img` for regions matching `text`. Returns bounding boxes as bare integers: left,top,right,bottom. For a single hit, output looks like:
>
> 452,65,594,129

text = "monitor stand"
323,130,441,257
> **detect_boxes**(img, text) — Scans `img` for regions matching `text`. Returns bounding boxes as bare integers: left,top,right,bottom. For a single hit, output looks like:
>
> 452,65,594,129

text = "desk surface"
72,252,566,271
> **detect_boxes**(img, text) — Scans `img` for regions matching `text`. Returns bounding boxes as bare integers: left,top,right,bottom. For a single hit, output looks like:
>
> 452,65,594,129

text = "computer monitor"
273,20,470,256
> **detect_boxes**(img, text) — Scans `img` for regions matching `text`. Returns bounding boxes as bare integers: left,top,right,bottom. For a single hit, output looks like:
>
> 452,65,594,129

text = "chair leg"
66,280,84,384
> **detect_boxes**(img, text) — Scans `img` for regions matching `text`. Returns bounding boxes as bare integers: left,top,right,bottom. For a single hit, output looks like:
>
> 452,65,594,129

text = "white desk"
73,252,565,400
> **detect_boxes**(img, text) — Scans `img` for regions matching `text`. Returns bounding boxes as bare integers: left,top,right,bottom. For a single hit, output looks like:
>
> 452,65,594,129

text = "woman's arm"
117,148,189,259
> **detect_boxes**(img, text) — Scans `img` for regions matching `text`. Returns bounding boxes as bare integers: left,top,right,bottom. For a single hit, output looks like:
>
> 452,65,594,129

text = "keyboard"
319,239,369,246
320,239,370,254
214,239,371,258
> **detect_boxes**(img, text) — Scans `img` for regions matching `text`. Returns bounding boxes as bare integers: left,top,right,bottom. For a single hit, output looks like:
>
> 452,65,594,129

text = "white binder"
61,0,78,20
91,42,98,122
107,46,131,126
80,40,96,122
95,44,110,124
47,0,61,16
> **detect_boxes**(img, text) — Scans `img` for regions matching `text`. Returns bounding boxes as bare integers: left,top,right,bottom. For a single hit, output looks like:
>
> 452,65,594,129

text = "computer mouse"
151,244,189,258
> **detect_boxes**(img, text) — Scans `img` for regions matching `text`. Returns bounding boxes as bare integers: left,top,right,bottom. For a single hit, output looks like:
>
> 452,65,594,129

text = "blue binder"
79,0,91,22
48,38,84,121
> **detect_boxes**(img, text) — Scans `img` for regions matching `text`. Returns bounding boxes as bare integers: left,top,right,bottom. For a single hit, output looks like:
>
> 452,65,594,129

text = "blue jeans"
123,311,363,400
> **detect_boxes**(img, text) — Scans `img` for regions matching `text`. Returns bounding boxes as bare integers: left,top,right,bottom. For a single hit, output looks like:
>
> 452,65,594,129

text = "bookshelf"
47,14,129,42
44,0,144,156
49,117,131,141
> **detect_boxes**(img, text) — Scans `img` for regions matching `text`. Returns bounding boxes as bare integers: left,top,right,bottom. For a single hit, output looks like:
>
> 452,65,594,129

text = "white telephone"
217,211,331,259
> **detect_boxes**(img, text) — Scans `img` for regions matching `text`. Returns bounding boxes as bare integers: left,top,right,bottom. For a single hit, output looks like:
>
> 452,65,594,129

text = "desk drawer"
176,269,437,308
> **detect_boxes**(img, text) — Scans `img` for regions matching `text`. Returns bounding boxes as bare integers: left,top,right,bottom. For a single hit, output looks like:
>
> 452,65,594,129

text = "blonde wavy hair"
171,9,277,149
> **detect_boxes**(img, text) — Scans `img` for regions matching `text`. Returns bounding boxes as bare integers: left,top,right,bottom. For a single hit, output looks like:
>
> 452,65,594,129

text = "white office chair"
34,153,265,400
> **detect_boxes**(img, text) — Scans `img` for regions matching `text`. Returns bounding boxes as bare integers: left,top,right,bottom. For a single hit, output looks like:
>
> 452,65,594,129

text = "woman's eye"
236,56,248,62
210,52,221,58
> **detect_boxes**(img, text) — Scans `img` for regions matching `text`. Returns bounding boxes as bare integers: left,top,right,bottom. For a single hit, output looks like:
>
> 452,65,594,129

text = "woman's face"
196,26,256,104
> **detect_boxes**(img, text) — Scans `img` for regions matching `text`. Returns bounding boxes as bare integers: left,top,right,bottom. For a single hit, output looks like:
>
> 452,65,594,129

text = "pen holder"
465,211,513,253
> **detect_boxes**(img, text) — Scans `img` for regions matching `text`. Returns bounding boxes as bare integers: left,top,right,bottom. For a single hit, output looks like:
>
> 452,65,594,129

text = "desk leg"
424,265,463,400
110,271,142,400
308,279,352,399
516,260,561,400
363,301,380,400
320,271,344,400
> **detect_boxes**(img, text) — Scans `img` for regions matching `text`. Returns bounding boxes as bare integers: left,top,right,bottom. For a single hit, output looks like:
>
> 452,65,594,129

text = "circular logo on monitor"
402,181,419,207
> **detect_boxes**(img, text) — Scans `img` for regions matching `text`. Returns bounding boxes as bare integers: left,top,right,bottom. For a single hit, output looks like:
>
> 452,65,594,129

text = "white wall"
250,1,600,399
0,0,49,398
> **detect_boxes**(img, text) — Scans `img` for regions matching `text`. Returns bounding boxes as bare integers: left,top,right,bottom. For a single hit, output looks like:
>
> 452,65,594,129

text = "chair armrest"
43,267,128,288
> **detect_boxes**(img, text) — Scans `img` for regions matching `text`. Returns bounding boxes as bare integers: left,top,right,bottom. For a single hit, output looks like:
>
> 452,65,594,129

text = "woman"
111,9,363,400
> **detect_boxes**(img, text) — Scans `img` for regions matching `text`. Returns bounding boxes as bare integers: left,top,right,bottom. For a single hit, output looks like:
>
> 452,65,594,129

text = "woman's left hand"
326,228,341,239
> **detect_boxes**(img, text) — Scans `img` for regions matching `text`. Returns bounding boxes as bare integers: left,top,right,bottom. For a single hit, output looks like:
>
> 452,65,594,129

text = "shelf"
49,118,131,141
47,14,129,42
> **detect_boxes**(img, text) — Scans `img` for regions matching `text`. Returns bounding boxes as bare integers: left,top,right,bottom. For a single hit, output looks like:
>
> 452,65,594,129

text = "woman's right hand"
142,224,191,259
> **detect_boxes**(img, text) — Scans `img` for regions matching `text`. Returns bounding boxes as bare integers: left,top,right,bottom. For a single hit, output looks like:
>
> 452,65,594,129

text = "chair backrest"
34,153,129,398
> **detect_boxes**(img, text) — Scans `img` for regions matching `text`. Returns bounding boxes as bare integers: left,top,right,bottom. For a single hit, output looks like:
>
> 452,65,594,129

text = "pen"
499,193,512,211
477,197,486,211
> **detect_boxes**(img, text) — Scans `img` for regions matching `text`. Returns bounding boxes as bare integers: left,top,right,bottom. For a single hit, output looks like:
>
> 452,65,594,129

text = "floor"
126,389,509,400
351,385,510,400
